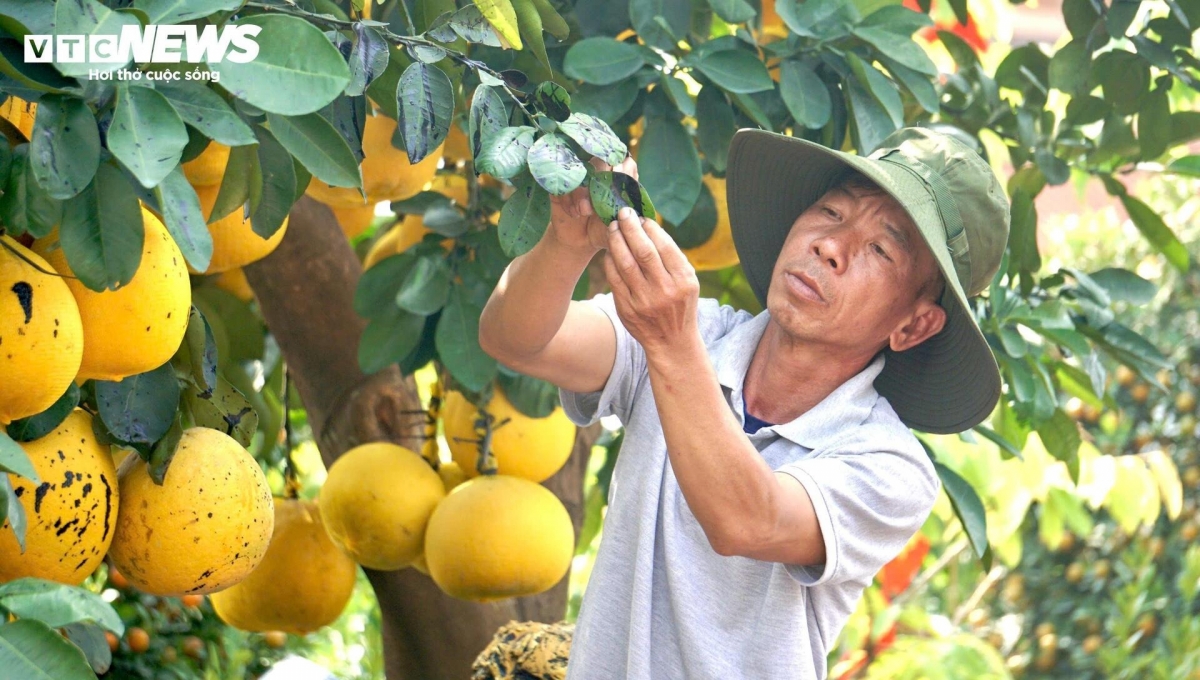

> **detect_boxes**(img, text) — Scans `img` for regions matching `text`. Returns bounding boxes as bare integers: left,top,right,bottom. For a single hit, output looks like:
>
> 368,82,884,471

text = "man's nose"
811,234,847,274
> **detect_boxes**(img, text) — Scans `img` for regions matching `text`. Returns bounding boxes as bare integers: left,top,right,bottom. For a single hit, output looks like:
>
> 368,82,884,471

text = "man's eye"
822,206,838,218
872,243,892,261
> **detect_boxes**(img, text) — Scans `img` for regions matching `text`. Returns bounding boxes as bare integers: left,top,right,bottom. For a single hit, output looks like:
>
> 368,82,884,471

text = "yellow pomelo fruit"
443,124,473,165
411,553,430,575
0,96,36,139
444,388,575,483
682,176,739,272
213,268,254,303
33,208,191,382
182,142,230,187
319,443,444,570
306,114,443,208
761,0,786,38
330,203,377,239
191,183,289,274
109,427,274,596
0,237,84,425
210,498,357,634
438,461,468,492
0,410,118,585
424,475,574,601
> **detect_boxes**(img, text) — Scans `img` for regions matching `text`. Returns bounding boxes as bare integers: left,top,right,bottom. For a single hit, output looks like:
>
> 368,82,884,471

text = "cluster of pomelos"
320,385,579,602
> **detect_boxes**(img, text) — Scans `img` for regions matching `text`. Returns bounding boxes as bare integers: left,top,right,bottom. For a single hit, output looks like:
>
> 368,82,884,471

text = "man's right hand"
548,156,639,253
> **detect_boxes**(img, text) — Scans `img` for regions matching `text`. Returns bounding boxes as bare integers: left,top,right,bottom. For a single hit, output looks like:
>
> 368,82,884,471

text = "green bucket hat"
725,127,1010,434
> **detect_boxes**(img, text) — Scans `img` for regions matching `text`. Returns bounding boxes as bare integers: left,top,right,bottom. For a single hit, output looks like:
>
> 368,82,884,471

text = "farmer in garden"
478,126,1011,679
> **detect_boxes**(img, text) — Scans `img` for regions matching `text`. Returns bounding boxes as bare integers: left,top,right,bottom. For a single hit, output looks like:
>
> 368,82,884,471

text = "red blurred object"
903,0,990,52
15,233,34,248
878,534,931,599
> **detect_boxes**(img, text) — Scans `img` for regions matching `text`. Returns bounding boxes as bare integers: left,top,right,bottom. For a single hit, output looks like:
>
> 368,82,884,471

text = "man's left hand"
604,208,701,359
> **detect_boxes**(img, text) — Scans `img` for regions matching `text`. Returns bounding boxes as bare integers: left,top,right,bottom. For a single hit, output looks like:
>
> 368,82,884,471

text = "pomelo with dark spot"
0,409,119,585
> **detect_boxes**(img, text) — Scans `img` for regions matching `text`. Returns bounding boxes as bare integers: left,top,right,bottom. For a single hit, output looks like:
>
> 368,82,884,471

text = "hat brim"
725,129,1000,434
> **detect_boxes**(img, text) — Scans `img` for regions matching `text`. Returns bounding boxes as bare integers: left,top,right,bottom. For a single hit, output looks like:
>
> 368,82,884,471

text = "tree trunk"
244,197,597,679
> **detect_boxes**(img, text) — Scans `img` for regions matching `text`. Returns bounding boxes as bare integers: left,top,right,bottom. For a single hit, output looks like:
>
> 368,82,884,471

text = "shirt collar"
711,310,885,450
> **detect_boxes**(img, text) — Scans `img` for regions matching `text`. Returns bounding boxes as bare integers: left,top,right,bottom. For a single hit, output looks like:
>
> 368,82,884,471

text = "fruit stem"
469,410,509,476
420,379,443,470
282,369,299,499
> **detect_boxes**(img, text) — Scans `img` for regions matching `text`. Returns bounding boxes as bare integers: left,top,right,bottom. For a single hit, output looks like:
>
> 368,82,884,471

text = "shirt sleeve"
558,293,647,426
775,437,940,588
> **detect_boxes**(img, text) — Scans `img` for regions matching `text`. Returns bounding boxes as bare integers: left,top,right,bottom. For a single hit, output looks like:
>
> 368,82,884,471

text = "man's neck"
742,320,876,425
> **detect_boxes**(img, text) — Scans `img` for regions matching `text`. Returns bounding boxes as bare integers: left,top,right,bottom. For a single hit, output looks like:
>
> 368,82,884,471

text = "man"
478,126,1010,679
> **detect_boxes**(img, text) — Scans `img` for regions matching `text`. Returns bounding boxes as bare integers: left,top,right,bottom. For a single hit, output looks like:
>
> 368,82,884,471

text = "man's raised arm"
478,159,638,394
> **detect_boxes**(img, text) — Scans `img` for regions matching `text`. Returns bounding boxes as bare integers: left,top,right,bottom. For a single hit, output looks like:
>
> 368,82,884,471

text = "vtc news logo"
23,25,261,65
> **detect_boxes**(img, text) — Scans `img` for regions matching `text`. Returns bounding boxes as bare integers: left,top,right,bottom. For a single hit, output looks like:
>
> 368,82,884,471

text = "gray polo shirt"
561,294,940,680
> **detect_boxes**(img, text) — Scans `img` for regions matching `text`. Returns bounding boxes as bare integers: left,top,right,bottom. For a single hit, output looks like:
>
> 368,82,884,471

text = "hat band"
873,149,972,293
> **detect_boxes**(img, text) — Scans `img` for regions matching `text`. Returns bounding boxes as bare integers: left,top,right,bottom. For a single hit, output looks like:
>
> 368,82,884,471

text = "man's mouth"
785,271,826,304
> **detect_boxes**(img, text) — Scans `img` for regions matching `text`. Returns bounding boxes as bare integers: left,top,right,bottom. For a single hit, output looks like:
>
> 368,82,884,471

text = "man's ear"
888,301,947,353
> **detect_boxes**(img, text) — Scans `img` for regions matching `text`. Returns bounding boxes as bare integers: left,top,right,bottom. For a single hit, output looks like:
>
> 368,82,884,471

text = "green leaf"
1138,86,1171,161
1106,0,1139,37
58,163,145,292
183,376,258,449
29,95,100,200
108,85,189,190
473,0,523,48
95,364,182,445
147,411,183,485
708,0,756,22
6,384,79,444
1033,148,1069,186
1165,155,1200,177
467,85,509,160
571,80,640,126
776,0,853,36
158,83,256,148
0,472,28,551
694,49,774,94
436,287,497,392
846,53,903,128
527,132,587,195
844,79,895,155
153,167,213,273
266,112,360,188
669,178,717,249
1087,267,1157,304
53,0,139,77
0,431,38,482
1047,39,1090,95
358,305,425,374
496,368,559,417
250,125,296,240
532,82,572,122
0,147,60,239
1037,409,1082,483
0,619,96,680
1055,362,1103,407
881,57,938,114
61,622,110,676
934,461,989,559
0,1,55,36
347,25,390,97
0,578,123,635
132,0,243,24
1007,188,1040,276
397,62,454,164
180,306,218,393
210,15,351,115
858,4,932,34
695,85,736,173
528,0,569,38
779,59,831,130
559,114,628,167
660,74,696,118
498,173,552,257
852,27,937,76
589,170,656,225
514,0,551,74
563,38,646,86
1118,193,1190,273
355,252,416,317
190,287,266,363
1062,0,1100,38
638,115,702,225
449,5,503,46
477,125,536,179
396,254,453,315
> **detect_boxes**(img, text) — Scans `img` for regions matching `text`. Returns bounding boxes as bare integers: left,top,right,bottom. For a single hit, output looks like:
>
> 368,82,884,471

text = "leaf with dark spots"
588,170,656,224
396,62,454,164
95,364,181,445
184,377,258,449
532,82,572,122
0,474,28,551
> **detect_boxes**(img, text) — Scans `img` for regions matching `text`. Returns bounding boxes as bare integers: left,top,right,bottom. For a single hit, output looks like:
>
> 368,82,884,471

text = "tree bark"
244,197,596,680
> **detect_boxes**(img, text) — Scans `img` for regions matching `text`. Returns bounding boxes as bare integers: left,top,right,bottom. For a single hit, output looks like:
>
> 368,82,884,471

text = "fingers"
603,252,631,301
588,156,612,173
605,210,645,288
611,208,666,283
615,155,639,181
642,219,692,278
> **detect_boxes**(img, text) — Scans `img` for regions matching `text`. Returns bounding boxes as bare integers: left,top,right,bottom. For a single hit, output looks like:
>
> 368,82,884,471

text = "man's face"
766,182,946,357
